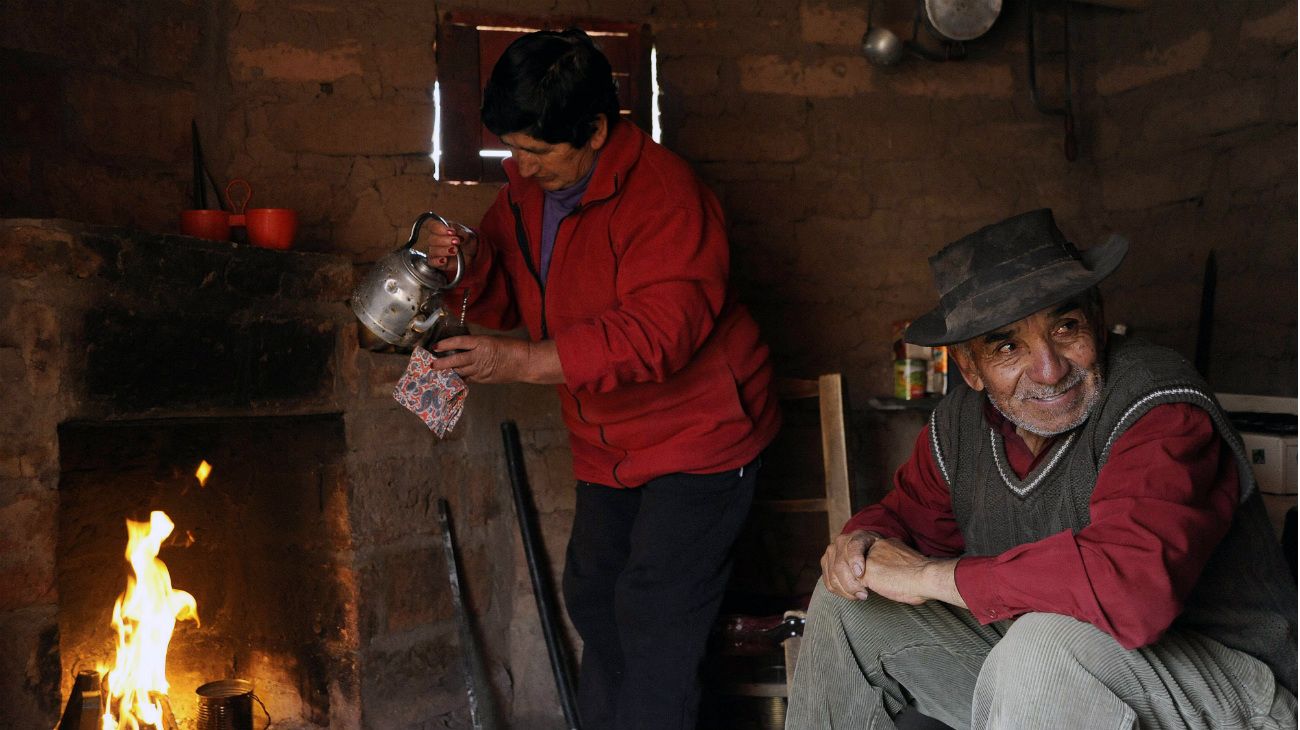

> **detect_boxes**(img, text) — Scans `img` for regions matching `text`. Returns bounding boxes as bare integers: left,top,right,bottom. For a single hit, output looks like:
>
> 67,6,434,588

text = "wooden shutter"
435,13,652,183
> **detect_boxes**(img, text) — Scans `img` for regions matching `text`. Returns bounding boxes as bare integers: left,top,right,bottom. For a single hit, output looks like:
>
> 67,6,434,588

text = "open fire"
98,510,199,729
20,222,365,730
55,412,361,728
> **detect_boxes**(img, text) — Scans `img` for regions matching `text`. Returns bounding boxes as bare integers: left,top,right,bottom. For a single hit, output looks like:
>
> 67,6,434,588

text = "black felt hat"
905,209,1128,346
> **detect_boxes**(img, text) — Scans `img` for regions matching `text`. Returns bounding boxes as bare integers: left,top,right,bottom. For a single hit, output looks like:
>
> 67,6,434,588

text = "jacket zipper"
508,198,547,338
508,178,630,486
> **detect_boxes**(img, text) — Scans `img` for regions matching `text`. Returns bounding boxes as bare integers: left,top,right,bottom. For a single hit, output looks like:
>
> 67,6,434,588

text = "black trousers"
561,459,760,730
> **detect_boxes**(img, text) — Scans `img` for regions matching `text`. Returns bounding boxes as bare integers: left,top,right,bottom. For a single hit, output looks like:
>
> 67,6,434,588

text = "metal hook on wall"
1027,0,1078,161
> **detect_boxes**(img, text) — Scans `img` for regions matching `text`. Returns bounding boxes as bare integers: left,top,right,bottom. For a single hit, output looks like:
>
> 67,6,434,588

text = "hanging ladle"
863,0,973,66
863,0,906,66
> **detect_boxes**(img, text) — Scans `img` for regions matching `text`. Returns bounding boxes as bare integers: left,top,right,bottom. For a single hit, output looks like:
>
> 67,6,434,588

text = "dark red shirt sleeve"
954,402,1239,648
838,402,1239,650
842,425,965,559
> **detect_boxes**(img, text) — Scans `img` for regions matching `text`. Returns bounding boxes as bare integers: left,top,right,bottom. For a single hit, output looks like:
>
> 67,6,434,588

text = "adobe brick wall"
7,0,1289,395
0,219,580,729
1075,3,1297,395
2,0,1289,392
0,2,216,229
0,1,1294,728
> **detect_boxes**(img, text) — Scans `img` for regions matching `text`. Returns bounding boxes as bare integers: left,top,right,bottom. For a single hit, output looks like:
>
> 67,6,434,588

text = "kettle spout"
410,307,445,334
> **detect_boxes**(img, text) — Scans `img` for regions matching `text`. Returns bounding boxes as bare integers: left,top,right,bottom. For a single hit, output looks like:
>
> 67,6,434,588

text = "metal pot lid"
924,0,1002,41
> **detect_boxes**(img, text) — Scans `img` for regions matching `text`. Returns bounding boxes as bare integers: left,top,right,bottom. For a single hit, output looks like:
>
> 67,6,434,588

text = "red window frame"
435,12,652,183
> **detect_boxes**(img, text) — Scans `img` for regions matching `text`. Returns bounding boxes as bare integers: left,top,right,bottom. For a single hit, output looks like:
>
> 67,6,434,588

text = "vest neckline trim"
988,427,1078,498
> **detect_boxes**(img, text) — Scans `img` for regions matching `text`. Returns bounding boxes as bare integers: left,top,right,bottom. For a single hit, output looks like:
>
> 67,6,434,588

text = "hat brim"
905,233,1129,346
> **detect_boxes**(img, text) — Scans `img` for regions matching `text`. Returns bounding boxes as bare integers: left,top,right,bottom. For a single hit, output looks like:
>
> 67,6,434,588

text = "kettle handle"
407,211,465,289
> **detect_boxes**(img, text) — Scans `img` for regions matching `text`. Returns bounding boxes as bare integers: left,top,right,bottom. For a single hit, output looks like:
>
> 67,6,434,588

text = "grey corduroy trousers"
786,583,1296,730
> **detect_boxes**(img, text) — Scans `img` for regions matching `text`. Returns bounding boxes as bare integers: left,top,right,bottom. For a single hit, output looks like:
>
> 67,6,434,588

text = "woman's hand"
422,221,479,275
430,336,565,385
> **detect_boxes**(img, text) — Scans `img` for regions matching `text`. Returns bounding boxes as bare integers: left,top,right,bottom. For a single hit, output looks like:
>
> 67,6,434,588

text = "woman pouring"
422,28,781,730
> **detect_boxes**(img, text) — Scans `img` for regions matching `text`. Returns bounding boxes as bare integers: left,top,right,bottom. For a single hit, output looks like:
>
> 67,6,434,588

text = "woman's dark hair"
481,28,621,147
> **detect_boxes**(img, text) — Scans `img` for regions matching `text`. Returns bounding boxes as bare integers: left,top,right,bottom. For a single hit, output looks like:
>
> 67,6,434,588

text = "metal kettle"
351,212,465,349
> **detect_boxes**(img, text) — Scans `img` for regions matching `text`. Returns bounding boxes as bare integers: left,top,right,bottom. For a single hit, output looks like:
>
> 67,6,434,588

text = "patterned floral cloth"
393,346,467,437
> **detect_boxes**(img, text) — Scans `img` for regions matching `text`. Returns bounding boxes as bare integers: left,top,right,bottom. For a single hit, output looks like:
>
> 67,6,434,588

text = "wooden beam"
818,373,853,541
1070,0,1148,10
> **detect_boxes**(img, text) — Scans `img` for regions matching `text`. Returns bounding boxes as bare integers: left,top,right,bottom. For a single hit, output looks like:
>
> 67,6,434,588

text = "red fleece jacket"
458,121,781,487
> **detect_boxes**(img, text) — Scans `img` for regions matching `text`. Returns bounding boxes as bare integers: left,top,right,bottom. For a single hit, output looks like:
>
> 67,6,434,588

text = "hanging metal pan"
924,0,1002,41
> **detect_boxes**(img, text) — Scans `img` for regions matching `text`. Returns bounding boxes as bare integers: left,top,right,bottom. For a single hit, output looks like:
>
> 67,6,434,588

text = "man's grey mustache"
1015,364,1087,401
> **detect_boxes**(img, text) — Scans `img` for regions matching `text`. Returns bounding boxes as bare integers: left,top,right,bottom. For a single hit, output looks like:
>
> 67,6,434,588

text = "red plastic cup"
180,209,232,241
246,208,298,250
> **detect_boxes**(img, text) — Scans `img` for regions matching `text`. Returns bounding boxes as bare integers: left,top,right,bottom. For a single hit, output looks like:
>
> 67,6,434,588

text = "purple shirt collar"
539,155,598,283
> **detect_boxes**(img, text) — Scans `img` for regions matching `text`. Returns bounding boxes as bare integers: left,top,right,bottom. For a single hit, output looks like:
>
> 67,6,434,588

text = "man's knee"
973,614,1147,730
981,613,1126,691
804,581,850,624
803,583,941,665
806,583,899,640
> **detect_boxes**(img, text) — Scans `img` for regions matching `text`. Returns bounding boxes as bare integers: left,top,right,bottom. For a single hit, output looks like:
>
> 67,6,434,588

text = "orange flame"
195,460,212,487
101,511,198,730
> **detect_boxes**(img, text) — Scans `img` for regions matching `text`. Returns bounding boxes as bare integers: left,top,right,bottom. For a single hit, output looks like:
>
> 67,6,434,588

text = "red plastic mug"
246,208,298,250
180,209,231,241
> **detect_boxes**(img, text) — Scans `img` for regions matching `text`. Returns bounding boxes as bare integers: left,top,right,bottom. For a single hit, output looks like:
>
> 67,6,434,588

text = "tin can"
196,679,254,730
894,358,927,400
927,346,948,396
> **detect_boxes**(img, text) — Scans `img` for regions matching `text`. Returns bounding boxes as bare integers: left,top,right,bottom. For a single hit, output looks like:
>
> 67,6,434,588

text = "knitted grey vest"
931,336,1297,694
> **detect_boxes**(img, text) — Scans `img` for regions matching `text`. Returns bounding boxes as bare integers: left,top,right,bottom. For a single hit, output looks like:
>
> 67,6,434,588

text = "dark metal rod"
205,164,225,212
191,120,227,211
1027,0,1064,116
438,498,497,730
191,120,205,209
1194,249,1217,377
501,421,581,730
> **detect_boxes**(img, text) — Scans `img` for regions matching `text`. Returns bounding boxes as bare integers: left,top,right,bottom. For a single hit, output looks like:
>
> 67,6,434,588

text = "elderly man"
786,209,1296,729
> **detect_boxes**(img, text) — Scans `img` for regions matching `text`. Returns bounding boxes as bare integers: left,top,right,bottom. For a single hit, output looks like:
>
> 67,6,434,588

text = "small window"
434,12,655,183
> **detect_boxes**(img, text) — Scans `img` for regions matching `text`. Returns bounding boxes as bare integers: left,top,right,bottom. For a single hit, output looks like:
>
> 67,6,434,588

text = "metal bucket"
195,679,254,730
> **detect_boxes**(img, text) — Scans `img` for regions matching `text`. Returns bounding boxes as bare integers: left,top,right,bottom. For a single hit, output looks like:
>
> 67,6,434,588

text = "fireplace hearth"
0,218,569,729
58,415,350,727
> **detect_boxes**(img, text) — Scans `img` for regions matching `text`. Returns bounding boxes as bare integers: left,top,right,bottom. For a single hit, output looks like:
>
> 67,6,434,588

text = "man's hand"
821,530,883,600
860,538,966,608
430,336,564,385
